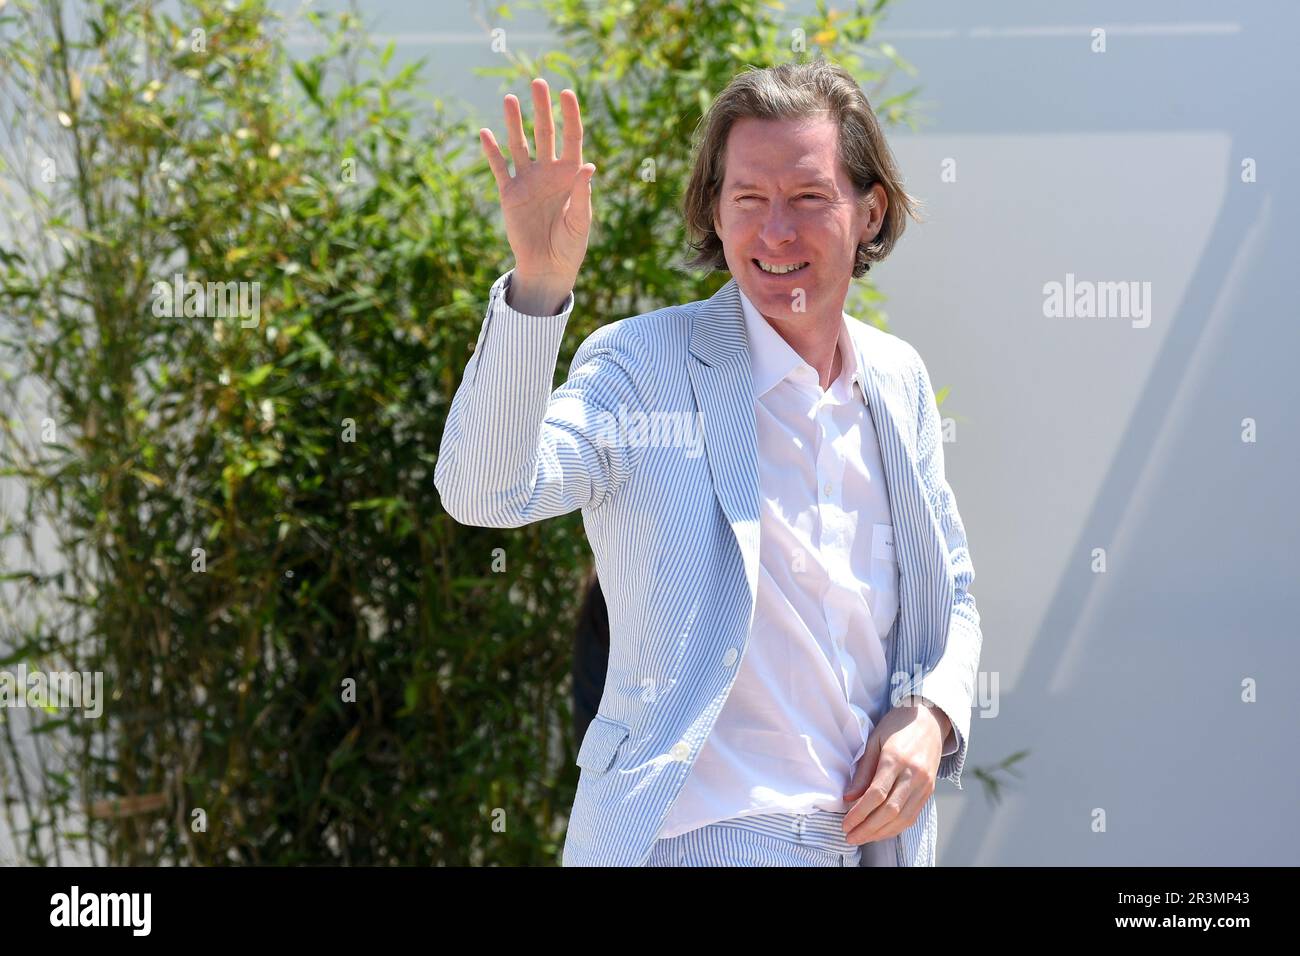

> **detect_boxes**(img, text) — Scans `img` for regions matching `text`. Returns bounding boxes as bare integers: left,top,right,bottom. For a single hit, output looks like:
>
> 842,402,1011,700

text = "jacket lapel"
686,278,762,618
849,327,955,696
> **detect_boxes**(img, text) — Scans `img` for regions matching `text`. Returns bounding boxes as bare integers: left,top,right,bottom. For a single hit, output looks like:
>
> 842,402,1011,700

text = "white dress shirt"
658,288,952,859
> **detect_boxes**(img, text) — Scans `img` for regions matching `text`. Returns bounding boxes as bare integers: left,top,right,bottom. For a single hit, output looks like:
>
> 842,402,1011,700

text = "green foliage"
0,0,923,865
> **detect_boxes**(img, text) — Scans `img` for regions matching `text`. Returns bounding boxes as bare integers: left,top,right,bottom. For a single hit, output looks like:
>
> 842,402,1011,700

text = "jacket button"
722,647,738,667
670,742,690,762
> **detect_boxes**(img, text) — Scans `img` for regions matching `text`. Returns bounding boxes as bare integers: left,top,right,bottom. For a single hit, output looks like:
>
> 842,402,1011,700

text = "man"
435,60,982,867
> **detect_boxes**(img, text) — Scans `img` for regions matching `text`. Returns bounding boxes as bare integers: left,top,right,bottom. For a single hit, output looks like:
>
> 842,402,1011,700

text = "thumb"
844,734,881,801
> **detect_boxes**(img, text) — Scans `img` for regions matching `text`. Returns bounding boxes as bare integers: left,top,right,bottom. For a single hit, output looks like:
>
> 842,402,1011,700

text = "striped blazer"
435,269,982,867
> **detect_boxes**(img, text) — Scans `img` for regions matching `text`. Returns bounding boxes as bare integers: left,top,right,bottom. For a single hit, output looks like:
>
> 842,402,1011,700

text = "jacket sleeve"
907,344,983,791
434,269,651,527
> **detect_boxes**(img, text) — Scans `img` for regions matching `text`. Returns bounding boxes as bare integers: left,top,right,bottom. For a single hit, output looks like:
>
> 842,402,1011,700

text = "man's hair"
682,59,920,278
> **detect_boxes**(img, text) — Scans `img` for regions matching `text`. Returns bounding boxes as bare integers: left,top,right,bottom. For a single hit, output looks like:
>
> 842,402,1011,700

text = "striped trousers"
643,809,873,867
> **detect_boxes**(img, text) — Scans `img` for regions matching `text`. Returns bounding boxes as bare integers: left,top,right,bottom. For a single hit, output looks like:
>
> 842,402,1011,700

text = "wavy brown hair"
682,59,921,278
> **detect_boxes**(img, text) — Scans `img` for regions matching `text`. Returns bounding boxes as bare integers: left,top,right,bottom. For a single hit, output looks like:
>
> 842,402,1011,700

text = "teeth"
756,260,808,275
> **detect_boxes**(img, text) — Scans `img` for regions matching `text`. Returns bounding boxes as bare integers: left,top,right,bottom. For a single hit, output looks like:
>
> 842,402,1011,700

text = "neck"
763,311,843,389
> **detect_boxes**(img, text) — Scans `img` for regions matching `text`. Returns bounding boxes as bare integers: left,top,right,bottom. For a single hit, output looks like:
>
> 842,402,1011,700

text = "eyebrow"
726,178,836,193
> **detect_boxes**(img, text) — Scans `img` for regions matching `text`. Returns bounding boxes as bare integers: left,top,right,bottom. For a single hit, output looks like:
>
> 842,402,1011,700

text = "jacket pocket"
576,713,632,775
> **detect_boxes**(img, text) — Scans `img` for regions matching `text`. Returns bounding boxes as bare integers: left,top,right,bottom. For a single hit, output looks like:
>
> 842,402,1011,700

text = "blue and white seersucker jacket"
435,269,982,867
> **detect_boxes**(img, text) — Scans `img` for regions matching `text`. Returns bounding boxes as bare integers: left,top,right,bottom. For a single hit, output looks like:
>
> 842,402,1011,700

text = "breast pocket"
575,713,632,776
871,523,900,641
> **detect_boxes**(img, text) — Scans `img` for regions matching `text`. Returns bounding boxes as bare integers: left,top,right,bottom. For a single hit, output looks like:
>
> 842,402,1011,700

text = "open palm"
479,78,595,287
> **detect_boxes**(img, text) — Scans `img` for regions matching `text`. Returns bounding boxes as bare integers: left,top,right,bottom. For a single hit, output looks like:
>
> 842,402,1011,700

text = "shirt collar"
738,285,862,399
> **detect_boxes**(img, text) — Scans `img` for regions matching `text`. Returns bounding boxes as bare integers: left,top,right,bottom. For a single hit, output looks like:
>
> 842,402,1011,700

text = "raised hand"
479,78,595,311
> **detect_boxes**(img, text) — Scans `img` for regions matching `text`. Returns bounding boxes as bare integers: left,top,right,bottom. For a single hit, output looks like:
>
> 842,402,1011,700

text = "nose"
758,203,797,247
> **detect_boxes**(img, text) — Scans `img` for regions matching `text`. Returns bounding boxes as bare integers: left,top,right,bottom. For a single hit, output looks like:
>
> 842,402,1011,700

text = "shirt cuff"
494,268,575,319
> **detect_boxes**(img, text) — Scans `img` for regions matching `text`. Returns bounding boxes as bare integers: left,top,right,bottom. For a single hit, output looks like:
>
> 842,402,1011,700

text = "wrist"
507,270,573,316
905,695,951,738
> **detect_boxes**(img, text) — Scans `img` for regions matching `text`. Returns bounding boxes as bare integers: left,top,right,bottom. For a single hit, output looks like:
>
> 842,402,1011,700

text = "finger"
559,88,583,167
565,164,595,234
531,78,556,163
503,93,532,172
850,775,930,845
845,771,913,844
479,128,510,192
895,782,932,834
842,752,894,835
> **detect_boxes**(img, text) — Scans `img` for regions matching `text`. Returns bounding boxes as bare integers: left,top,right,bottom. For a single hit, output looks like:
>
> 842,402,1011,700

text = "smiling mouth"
752,258,810,277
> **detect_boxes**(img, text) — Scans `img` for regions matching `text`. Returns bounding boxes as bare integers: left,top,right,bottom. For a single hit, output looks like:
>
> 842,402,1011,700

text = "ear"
859,182,887,245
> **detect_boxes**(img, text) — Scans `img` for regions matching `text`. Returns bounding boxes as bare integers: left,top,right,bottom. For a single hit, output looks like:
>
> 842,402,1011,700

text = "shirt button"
670,742,690,762
823,481,833,496
722,647,738,667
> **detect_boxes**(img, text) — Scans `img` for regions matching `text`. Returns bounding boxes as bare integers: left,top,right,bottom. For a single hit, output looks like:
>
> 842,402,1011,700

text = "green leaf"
242,363,274,387
291,61,323,107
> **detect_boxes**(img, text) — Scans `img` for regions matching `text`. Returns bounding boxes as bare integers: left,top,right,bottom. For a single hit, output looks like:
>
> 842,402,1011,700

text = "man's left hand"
841,698,950,845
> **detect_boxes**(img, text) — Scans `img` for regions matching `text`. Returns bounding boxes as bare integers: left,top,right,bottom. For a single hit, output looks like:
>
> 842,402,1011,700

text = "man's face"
713,115,886,325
